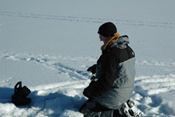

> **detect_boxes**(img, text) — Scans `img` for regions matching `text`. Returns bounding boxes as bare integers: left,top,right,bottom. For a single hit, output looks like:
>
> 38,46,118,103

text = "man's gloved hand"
83,88,92,99
83,81,97,99
87,64,96,74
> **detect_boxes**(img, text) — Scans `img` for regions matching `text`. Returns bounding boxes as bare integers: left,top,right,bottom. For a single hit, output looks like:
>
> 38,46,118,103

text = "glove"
87,64,96,74
83,81,97,98
83,88,92,98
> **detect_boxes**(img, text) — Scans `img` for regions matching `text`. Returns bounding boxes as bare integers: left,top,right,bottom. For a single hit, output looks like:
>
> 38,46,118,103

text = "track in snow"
1,51,175,93
0,11,175,29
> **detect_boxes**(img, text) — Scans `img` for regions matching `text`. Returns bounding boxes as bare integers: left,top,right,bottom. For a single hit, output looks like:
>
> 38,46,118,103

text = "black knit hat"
98,22,117,37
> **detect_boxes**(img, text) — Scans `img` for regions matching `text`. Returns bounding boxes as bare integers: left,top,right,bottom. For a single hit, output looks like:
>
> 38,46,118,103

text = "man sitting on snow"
79,22,142,117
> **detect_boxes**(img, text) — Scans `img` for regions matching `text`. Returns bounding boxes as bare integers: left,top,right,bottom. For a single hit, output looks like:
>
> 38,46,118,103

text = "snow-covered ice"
0,0,175,116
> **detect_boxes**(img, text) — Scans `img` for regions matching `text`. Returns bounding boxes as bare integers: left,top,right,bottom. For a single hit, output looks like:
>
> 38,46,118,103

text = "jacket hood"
111,35,129,49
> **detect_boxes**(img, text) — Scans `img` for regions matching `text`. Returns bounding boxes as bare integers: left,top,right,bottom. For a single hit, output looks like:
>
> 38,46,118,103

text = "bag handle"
14,81,22,93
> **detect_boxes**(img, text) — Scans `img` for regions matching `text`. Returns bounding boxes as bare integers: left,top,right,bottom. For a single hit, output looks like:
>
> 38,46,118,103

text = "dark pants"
79,99,125,117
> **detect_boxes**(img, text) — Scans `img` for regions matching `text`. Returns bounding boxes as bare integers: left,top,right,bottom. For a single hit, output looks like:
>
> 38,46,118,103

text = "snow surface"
0,0,175,116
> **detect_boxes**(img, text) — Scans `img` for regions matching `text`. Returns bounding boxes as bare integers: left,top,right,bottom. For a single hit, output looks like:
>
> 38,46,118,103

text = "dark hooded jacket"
83,35,135,110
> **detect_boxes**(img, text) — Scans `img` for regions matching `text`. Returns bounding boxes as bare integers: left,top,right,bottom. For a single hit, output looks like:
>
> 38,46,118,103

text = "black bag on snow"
11,81,31,106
